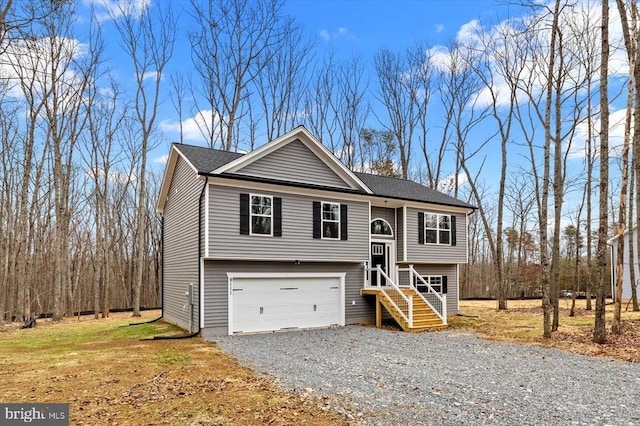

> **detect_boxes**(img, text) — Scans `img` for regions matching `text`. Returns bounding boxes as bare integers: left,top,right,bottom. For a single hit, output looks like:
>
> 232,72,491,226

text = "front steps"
362,287,447,332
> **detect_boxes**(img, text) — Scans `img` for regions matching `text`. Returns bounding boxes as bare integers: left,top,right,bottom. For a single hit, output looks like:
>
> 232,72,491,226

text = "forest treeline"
0,0,638,342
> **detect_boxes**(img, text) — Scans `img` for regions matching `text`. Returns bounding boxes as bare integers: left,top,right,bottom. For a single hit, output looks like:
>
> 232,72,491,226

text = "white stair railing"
365,265,413,327
403,265,447,324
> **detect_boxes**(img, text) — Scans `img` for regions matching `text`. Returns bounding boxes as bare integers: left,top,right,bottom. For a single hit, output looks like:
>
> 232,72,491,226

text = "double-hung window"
239,193,282,237
322,202,340,239
419,212,455,246
250,195,272,235
313,201,348,240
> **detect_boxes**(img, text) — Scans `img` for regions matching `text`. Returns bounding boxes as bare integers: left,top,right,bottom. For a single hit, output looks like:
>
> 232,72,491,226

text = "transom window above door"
371,218,393,236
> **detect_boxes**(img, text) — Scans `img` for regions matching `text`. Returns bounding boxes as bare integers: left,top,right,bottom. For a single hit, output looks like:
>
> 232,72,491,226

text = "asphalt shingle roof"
173,142,475,210
174,143,244,173
354,172,475,209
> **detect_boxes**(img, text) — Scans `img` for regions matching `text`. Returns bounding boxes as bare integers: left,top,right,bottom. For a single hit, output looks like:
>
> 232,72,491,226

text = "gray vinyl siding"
371,206,396,240
162,157,202,332
236,139,352,189
405,207,468,264
407,263,459,316
200,260,373,339
208,185,369,261
397,207,405,261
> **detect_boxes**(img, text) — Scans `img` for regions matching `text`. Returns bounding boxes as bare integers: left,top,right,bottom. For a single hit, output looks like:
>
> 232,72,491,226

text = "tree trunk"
594,0,609,344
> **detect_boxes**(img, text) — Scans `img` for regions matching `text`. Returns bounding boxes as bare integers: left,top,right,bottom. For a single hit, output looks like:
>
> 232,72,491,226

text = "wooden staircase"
362,287,447,332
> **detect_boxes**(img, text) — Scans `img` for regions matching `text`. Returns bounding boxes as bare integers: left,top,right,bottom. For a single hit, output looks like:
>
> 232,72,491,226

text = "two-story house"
157,127,475,338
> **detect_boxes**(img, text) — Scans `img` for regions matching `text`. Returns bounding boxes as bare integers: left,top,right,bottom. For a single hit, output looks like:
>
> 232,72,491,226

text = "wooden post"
376,295,382,328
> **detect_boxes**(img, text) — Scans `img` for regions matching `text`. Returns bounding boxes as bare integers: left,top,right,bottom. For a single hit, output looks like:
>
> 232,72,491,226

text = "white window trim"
424,213,452,246
321,201,340,240
250,193,273,236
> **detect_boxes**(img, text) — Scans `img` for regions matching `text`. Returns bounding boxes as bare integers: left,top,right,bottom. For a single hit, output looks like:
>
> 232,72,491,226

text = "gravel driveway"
214,326,640,425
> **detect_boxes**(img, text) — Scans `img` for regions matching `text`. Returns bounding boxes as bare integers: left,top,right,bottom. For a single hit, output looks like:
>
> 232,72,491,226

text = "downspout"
147,176,208,340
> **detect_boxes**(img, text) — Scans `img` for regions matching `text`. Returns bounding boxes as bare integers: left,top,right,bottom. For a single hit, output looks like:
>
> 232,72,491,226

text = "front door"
370,242,388,286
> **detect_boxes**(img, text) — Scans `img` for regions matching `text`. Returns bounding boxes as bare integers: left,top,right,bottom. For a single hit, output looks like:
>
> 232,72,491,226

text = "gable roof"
354,172,475,209
174,143,244,173
157,127,476,212
213,126,372,193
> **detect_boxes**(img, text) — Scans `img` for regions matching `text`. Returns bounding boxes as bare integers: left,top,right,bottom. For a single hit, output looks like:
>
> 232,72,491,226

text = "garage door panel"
230,275,343,334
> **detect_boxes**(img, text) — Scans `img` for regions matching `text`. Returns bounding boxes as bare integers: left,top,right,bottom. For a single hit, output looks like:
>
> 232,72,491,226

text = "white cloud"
438,173,469,194
159,109,224,144
429,0,629,113
0,36,88,104
84,0,151,22
141,70,158,82
435,24,445,33
154,154,169,164
570,107,630,160
318,27,357,42
455,19,482,47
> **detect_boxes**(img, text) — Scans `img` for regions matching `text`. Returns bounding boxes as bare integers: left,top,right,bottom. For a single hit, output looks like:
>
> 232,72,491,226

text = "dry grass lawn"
0,311,348,425
449,298,640,363
3,300,639,425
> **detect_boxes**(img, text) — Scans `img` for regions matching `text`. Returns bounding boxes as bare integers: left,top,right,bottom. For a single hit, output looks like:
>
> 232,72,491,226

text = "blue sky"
144,0,503,165
66,0,627,230
282,0,499,57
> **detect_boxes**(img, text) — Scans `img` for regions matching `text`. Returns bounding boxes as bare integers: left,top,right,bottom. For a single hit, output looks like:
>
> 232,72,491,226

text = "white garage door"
229,273,345,334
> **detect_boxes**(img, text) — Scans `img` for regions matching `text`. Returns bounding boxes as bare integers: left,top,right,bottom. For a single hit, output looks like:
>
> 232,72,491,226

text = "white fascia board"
608,224,636,244
156,145,200,213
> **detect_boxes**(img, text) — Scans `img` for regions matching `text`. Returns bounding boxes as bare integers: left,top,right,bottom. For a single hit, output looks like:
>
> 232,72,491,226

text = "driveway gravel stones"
214,326,640,425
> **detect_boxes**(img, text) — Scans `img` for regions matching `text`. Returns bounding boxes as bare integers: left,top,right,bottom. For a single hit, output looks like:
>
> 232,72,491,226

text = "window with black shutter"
313,201,347,240
240,193,281,237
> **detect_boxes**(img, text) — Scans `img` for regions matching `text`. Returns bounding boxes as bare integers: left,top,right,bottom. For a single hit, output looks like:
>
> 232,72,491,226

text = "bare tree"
302,52,338,152
594,0,610,344
463,23,523,310
332,57,370,169
189,0,287,150
617,0,640,316
256,18,314,141
374,42,432,179
111,2,176,317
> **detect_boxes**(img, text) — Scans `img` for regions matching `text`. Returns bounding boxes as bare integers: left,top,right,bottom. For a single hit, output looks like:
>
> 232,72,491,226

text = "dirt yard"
449,298,640,363
2,300,639,425
0,311,348,425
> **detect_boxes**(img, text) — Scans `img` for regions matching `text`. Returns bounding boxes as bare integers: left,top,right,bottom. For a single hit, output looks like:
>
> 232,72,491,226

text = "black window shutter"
418,212,425,244
273,197,282,237
313,201,321,239
442,275,448,294
239,193,249,235
451,215,457,246
340,204,348,240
